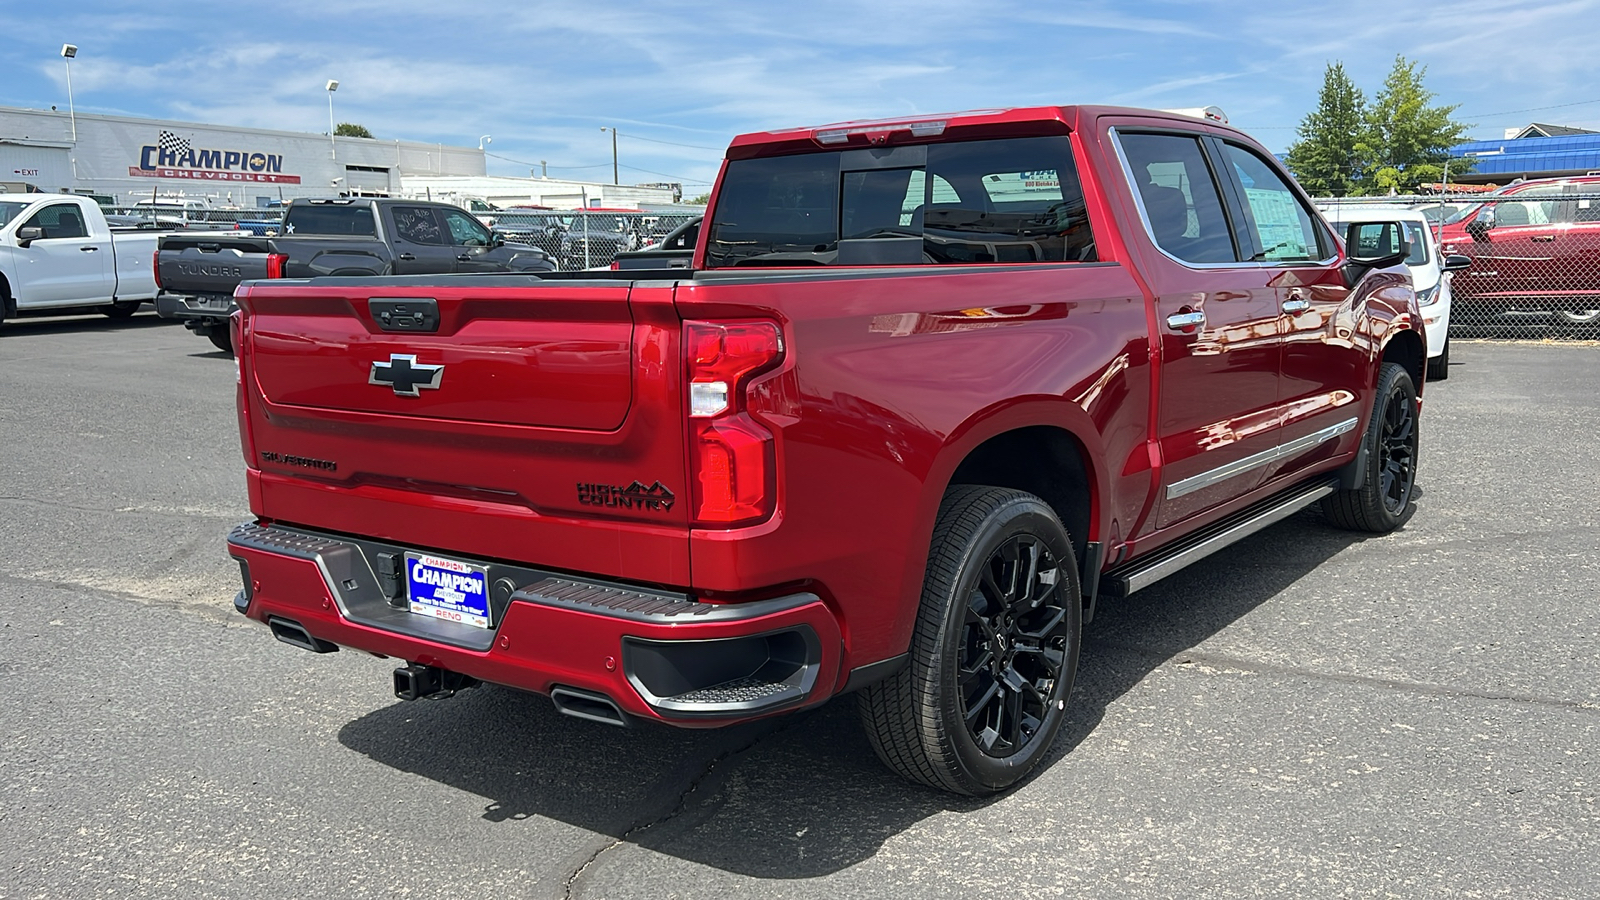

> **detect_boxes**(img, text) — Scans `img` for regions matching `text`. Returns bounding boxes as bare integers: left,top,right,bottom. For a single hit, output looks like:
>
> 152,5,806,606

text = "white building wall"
0,105,485,206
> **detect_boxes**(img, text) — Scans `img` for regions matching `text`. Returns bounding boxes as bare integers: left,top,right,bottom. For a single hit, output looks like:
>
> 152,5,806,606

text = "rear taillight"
152,250,163,290
265,252,289,278
685,320,783,526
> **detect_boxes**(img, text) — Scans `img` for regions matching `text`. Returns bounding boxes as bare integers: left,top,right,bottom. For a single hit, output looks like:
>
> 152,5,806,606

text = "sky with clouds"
5,0,1599,193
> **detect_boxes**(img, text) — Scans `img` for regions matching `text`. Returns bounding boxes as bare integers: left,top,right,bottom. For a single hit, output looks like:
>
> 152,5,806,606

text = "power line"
614,132,725,151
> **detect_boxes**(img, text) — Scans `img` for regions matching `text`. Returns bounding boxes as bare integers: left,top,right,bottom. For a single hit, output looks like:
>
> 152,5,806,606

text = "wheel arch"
0,270,14,320
1381,327,1426,392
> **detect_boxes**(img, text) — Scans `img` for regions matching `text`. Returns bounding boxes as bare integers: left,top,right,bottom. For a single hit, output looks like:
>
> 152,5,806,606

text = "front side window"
1222,144,1325,263
704,136,1096,268
1118,133,1234,264
441,209,490,246
22,203,89,239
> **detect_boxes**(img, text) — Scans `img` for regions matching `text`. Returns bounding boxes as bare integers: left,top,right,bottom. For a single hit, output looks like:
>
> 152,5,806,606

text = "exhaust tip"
267,616,338,654
550,686,629,727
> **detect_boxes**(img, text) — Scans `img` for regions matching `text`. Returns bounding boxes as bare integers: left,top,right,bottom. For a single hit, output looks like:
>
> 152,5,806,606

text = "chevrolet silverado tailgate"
235,276,689,586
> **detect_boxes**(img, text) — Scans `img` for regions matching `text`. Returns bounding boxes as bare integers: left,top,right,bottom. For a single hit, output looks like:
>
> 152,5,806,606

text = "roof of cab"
724,105,1251,159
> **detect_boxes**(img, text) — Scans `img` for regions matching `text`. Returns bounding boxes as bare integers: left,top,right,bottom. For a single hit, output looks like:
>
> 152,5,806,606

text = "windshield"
704,136,1097,268
0,200,30,227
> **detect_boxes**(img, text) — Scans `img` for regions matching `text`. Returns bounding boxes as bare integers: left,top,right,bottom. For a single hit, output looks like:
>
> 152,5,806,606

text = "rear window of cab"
704,136,1097,268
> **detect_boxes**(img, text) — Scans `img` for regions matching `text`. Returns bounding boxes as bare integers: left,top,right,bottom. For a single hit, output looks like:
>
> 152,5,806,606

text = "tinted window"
391,206,446,244
1118,133,1234,264
1222,144,1325,262
283,205,377,237
22,203,89,239
441,208,490,246
704,136,1096,267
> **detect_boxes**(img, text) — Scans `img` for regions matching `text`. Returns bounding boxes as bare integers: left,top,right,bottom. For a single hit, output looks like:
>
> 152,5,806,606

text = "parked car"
155,197,555,352
557,211,644,269
1438,174,1600,335
1323,206,1467,379
0,194,212,328
225,105,1422,795
610,216,699,270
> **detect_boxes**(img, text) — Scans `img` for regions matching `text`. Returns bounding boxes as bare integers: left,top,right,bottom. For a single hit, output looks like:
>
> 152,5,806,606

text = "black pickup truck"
155,197,554,352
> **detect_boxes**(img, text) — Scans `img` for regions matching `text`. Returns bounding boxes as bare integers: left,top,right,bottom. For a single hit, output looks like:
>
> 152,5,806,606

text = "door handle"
398,253,416,261
80,245,99,252
1531,235,1556,242
1166,310,1205,331
1282,298,1311,314
456,254,472,262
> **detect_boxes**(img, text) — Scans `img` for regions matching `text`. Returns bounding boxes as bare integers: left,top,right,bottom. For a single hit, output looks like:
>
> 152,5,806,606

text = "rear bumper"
155,293,236,321
227,522,843,726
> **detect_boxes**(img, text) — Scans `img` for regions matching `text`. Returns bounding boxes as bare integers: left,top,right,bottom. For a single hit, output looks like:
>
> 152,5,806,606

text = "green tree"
1286,62,1366,197
1357,56,1473,194
334,122,374,138
689,192,711,205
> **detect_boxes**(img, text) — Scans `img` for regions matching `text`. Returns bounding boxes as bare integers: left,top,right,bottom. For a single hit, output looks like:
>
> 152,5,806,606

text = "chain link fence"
106,206,703,272
484,211,701,271
1318,192,1600,340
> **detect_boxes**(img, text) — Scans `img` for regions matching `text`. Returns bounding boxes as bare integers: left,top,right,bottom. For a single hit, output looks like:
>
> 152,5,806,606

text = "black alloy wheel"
1323,361,1419,533
958,534,1073,758
859,486,1082,795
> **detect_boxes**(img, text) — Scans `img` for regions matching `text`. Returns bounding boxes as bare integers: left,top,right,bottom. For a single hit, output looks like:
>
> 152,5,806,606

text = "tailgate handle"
369,298,440,333
198,243,221,251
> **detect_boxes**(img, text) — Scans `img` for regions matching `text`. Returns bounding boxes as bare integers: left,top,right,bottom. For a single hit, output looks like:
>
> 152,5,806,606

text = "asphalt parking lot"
2,312,1597,899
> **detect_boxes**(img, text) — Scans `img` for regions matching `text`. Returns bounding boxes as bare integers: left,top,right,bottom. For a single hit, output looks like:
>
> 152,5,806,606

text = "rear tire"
1558,309,1600,339
1323,362,1419,533
1425,338,1449,381
858,486,1081,795
103,300,140,319
207,329,233,355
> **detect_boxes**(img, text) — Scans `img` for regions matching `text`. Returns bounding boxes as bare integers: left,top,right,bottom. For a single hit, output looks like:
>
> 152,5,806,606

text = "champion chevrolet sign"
128,130,302,184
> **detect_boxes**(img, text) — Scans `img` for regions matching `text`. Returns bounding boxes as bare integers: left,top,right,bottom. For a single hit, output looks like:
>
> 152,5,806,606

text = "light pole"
60,44,77,142
325,79,339,159
600,126,618,185
478,134,492,151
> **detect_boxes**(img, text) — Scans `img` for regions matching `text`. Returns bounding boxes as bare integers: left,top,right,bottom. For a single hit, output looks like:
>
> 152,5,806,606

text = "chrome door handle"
80,245,99,252
1531,235,1556,242
398,253,416,261
1166,310,1205,330
456,254,471,262
1282,298,1311,314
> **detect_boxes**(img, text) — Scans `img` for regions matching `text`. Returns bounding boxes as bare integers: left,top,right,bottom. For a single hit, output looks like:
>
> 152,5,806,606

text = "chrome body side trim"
1166,416,1359,500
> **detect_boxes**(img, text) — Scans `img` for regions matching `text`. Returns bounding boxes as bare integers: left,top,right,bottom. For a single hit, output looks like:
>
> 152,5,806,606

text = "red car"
227,106,1422,794
1439,174,1600,333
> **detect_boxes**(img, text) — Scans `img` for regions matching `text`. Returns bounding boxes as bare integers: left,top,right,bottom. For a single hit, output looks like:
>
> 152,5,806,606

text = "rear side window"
283,205,377,237
1118,133,1234,264
704,136,1096,268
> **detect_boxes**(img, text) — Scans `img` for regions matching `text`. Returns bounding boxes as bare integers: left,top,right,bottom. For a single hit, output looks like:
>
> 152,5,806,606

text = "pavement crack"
561,714,803,898
1090,639,1600,714
0,495,242,521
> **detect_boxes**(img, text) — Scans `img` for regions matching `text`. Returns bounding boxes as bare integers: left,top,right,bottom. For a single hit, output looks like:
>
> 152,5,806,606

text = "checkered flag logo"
157,130,192,157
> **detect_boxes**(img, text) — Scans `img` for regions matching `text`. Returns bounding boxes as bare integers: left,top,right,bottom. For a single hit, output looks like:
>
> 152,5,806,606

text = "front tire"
1426,338,1449,381
858,486,1082,795
206,328,233,354
1323,362,1419,533
103,300,140,319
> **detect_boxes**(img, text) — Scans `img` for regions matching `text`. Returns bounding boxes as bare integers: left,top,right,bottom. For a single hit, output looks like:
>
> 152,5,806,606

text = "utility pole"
325,79,339,159
60,44,78,142
601,127,618,185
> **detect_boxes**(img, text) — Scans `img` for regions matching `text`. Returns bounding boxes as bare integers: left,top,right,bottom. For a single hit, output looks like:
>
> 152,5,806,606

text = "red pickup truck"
226,105,1424,795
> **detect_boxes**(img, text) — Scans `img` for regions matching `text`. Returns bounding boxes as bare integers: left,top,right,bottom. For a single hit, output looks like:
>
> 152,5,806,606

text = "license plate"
405,553,491,629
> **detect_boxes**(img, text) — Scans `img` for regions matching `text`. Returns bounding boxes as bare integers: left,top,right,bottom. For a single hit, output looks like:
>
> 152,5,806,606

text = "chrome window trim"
1108,127,1338,271
1166,416,1359,500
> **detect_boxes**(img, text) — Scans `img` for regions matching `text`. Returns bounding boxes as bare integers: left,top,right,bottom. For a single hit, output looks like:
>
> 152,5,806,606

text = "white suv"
1322,206,1467,381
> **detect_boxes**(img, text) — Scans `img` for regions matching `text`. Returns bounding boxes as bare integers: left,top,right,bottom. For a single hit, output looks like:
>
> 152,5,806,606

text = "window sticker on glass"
1242,189,1310,260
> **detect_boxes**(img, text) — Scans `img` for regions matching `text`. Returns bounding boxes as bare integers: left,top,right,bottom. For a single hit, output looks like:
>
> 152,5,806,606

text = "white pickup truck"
1,194,171,327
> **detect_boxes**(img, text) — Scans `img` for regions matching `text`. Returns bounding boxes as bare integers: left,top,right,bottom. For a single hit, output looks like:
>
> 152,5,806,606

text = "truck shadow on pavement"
337,507,1387,880
0,311,175,338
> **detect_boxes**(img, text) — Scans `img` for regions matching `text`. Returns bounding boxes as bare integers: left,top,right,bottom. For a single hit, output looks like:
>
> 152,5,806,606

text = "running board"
1102,476,1339,599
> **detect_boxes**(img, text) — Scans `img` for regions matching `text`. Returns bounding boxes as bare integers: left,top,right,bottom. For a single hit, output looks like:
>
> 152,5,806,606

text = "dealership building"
0,104,681,209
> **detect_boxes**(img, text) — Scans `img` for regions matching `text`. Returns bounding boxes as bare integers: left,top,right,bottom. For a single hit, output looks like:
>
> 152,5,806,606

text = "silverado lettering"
226,105,1423,797
259,451,337,472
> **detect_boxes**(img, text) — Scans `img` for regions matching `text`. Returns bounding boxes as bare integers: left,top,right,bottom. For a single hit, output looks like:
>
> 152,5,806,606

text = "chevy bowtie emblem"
369,354,443,396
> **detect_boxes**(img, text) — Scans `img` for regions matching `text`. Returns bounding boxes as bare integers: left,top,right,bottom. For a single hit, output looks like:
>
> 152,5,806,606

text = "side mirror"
490,228,507,247
15,226,43,247
1342,221,1409,288
1465,207,1495,241
1442,254,1472,272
